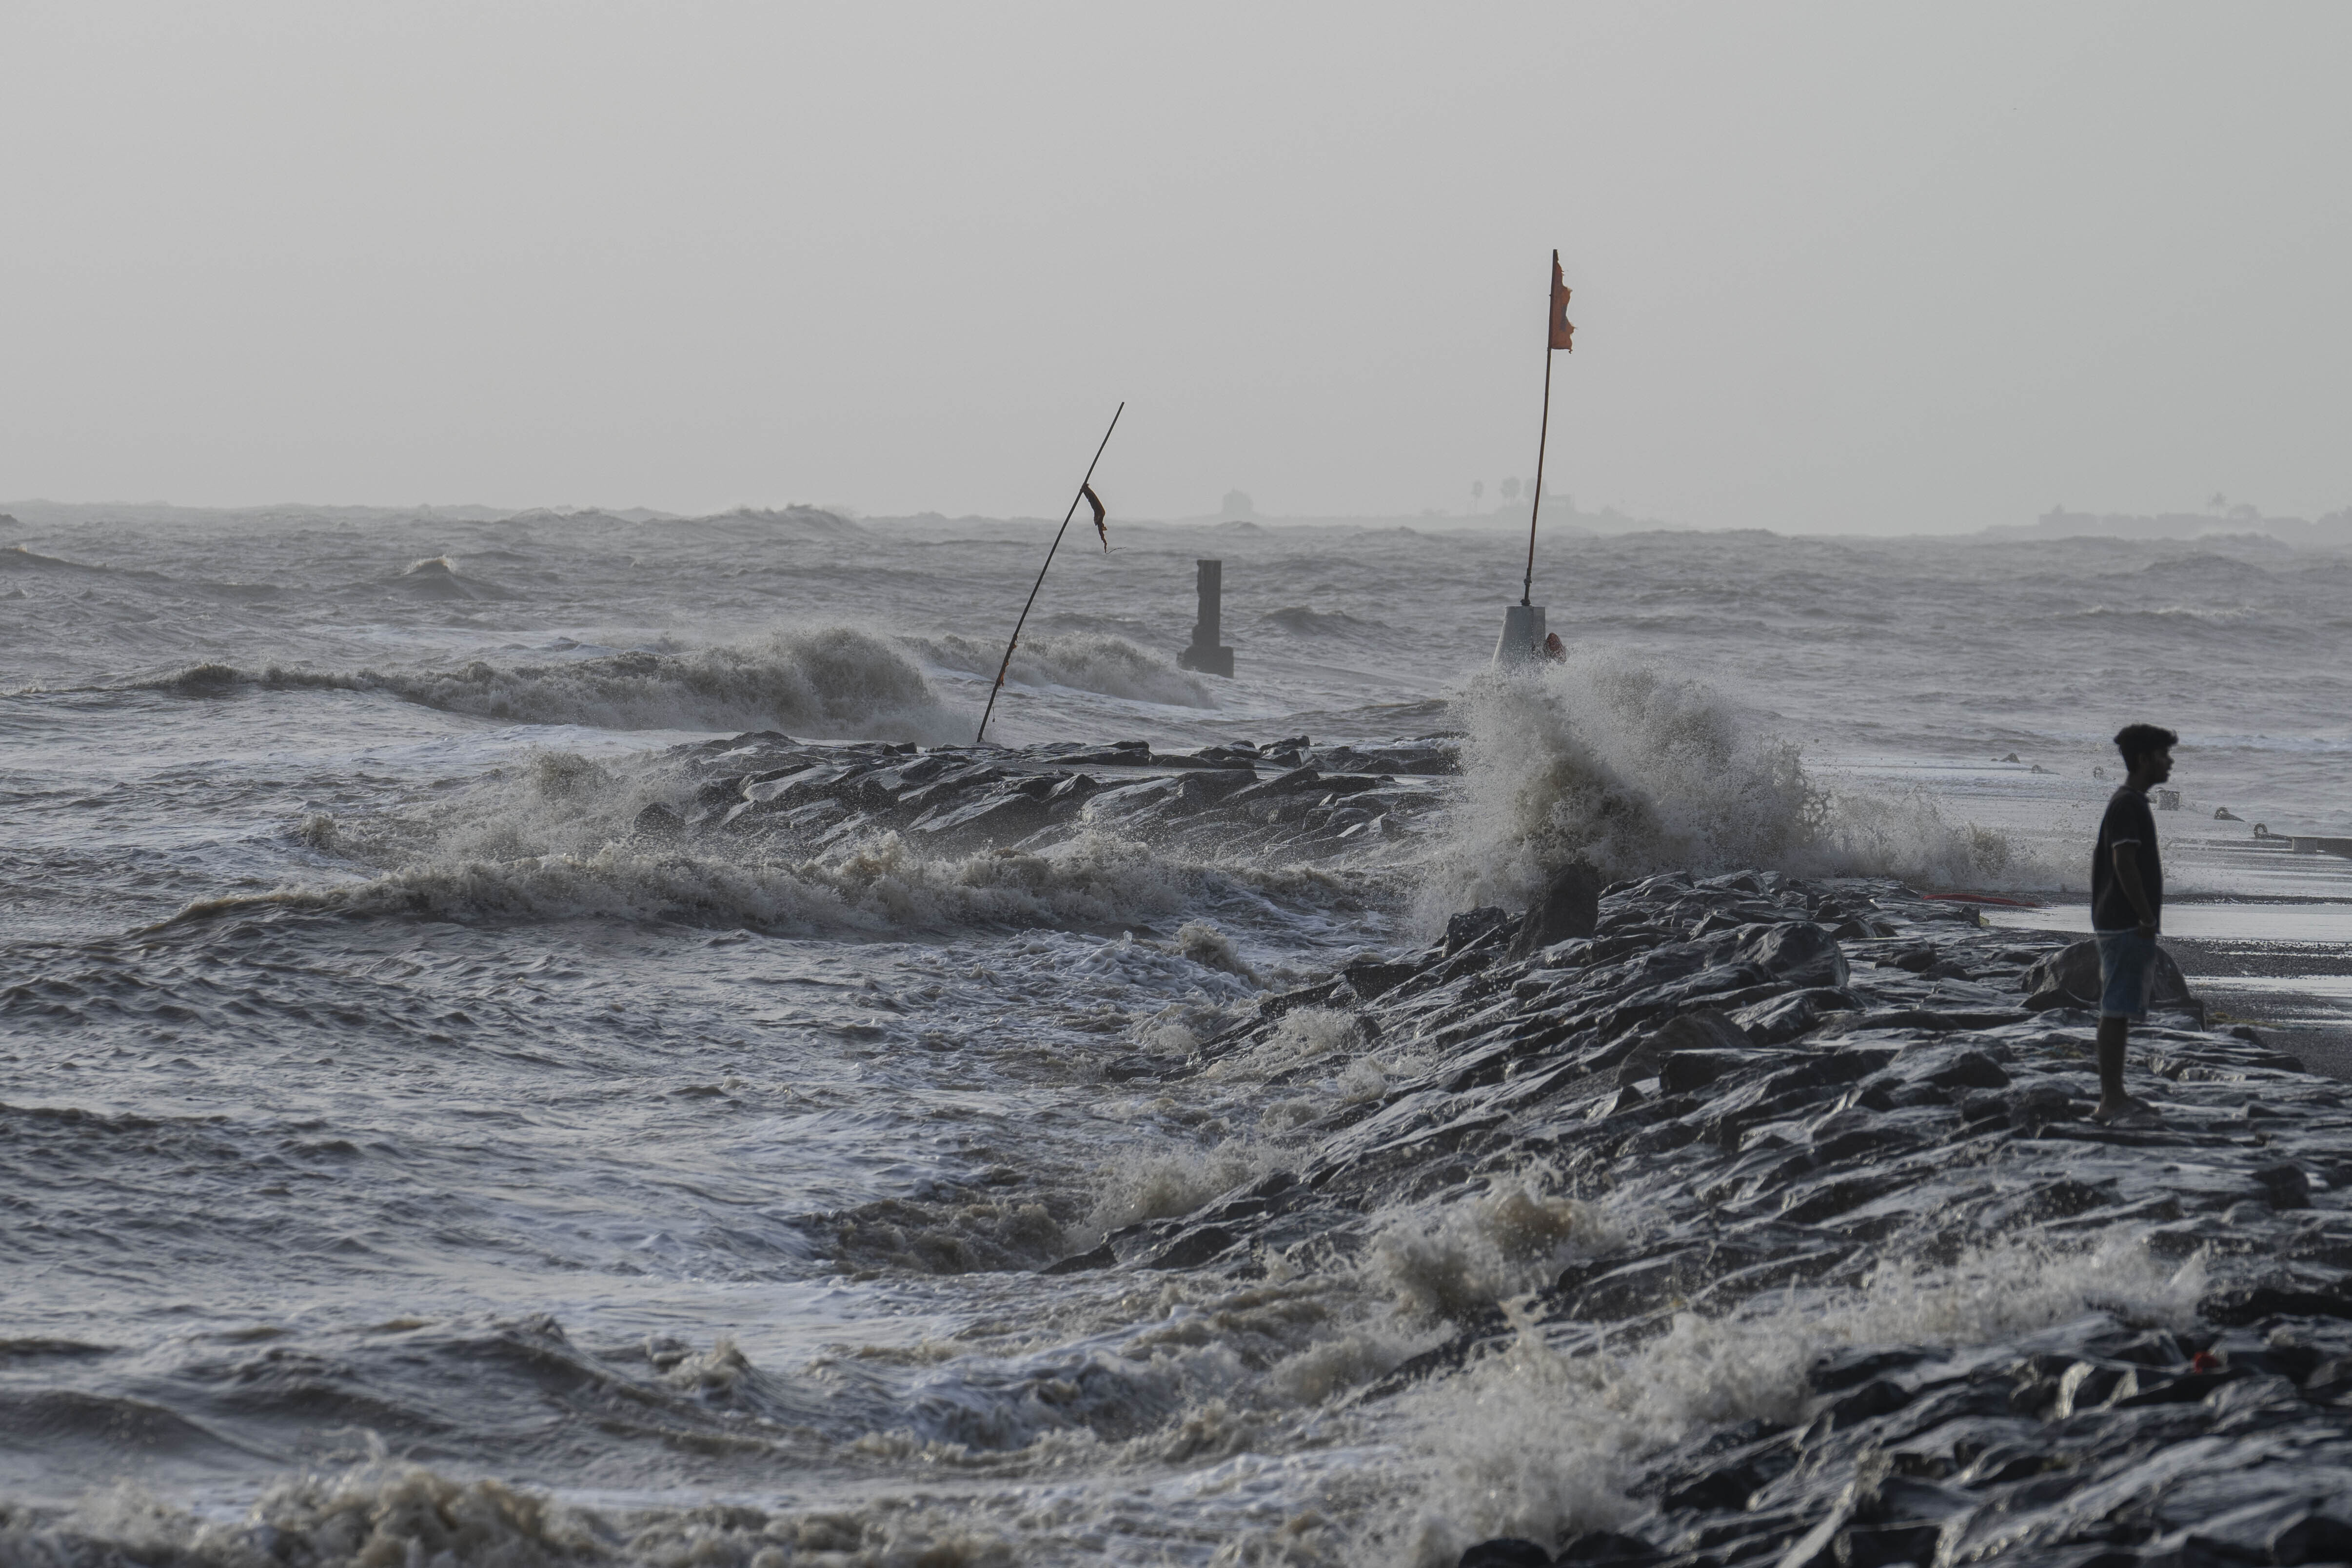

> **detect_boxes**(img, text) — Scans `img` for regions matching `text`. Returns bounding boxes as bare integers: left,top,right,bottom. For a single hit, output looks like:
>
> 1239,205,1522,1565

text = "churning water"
3,505,2350,1564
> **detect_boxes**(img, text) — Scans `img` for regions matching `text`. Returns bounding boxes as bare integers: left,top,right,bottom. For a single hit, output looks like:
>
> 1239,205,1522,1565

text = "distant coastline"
1991,504,2352,548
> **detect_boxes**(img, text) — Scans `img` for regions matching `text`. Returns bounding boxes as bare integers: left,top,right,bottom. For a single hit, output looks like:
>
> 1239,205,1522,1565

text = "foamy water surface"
4,504,2351,1562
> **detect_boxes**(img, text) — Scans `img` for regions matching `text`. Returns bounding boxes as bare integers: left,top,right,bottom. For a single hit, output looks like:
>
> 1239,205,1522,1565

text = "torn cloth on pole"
1084,484,1107,551
1549,254,1575,352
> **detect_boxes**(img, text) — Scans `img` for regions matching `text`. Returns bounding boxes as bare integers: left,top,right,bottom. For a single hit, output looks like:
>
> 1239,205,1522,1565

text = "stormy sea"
5,502,2352,1567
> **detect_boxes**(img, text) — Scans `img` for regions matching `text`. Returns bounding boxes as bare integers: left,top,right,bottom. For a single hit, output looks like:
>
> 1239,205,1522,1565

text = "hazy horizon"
4,2,2347,532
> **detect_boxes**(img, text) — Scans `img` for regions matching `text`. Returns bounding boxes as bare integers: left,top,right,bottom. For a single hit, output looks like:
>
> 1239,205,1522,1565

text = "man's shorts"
2095,928,2158,1021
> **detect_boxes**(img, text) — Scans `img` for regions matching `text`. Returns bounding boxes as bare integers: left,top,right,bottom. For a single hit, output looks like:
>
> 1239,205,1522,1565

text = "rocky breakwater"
633,731,1459,862
1068,871,2352,1567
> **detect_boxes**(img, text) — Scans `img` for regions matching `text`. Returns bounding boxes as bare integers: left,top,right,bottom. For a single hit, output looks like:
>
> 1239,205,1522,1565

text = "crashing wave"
147,626,960,741
1417,649,2031,922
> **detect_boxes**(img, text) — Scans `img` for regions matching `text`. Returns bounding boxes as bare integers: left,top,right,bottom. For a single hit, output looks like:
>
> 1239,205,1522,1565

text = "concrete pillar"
1180,560,1235,677
1492,603,1547,668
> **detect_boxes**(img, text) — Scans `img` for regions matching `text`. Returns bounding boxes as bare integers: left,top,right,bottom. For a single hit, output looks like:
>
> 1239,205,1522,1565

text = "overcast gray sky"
3,2,2346,531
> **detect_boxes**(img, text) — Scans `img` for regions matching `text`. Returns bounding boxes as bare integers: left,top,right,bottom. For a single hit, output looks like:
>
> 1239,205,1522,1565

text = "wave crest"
155,626,958,740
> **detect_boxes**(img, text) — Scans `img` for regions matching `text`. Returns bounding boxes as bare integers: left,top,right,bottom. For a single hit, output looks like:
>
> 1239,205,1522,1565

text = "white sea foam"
1366,1171,1620,1322
1081,1139,1278,1237
1384,1232,2207,1566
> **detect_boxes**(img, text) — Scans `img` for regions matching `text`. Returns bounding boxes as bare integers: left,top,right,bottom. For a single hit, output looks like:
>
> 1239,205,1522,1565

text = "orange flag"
1549,250,1575,352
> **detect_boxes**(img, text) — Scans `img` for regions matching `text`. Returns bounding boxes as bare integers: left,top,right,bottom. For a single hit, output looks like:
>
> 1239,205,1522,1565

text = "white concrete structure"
1492,603,1547,668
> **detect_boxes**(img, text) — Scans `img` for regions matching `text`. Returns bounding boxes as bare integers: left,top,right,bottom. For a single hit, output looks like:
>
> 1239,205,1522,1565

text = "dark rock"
1173,768,1257,806
1143,1225,1240,1269
1617,1010,1748,1084
1509,862,1604,958
1552,1530,1658,1564
1459,1541,1555,1568
1734,921,1850,990
1037,1243,1117,1275
1343,957,1421,1000
1733,988,1855,1045
2254,1164,2312,1210
2005,1083,2078,1132
2199,1281,2352,1326
1660,1048,1753,1097
1444,907,1515,956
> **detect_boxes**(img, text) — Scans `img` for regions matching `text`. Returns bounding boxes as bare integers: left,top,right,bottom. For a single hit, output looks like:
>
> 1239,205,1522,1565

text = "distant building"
1221,490,1255,520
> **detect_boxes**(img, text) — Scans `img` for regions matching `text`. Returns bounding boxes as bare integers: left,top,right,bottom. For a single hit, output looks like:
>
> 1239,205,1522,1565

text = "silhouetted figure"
2090,722,2177,1125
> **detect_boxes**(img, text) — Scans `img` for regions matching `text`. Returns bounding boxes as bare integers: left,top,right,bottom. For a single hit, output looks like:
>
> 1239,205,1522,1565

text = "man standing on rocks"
2091,723,2177,1126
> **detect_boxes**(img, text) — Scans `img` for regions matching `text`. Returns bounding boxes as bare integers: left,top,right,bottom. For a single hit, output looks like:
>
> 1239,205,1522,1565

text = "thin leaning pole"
975,402,1125,746
1522,248,1572,608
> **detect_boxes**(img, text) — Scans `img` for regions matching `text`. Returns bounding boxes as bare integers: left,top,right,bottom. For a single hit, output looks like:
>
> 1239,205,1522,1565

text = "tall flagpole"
1522,248,1560,609
975,402,1125,746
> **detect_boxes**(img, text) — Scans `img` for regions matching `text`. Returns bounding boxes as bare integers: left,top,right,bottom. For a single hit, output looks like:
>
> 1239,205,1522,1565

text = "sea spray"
1419,649,2030,924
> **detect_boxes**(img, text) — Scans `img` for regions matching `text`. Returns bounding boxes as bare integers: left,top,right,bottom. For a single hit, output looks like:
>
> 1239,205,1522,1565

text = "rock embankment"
643,732,1458,860
1083,870,2352,1566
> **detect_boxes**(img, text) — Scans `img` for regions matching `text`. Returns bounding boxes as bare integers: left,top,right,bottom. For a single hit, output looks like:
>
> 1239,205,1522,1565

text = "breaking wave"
916,631,1214,708
186,832,1217,934
377,554,513,599
149,626,960,740
1419,650,2034,919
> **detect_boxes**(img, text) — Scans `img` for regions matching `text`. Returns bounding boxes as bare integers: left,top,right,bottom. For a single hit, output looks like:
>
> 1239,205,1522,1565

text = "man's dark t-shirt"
2092,786,2162,932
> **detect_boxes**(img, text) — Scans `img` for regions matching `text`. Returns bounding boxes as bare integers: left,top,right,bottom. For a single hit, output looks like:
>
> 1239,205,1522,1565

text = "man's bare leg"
2093,1015,2158,1123
2095,1016,2130,1118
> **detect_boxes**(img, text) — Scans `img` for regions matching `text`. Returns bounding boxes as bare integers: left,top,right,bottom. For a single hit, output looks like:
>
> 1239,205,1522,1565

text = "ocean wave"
1259,604,1384,638
916,631,1213,708
148,626,960,740
1417,650,2035,920
175,822,1371,938
373,554,514,600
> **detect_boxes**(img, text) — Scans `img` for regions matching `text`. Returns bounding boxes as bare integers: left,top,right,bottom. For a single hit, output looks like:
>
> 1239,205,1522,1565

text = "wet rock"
2255,1163,2314,1210
1616,1009,1748,1084
1342,956,1421,1000
1732,987,1856,1045
1445,907,1515,956
1552,1530,1658,1564
1733,920,1849,989
1508,862,1603,959
1173,767,1257,805
1458,1541,1555,1568
2024,937,2198,1016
